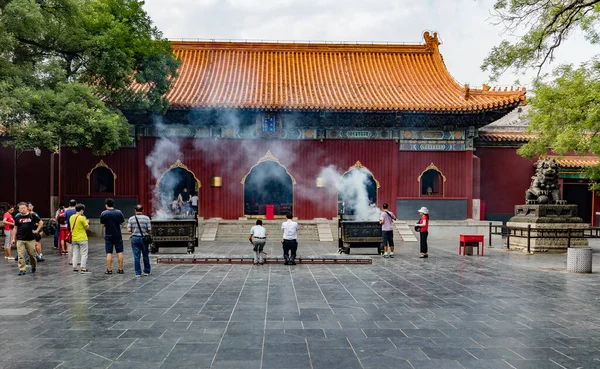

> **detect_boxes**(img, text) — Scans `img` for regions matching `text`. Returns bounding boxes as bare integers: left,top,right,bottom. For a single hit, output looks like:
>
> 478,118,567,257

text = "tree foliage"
0,0,180,154
483,0,600,190
482,0,600,81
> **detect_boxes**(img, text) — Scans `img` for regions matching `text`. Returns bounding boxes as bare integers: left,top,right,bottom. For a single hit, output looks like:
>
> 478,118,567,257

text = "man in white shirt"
249,220,267,265
281,214,298,265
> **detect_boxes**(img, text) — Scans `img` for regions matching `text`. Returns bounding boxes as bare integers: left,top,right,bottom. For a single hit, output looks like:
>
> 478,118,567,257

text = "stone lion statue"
525,159,561,204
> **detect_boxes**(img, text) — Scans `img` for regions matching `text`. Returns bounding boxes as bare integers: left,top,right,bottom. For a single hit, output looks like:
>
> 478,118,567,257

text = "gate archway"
337,161,380,217
241,151,296,218
156,160,201,214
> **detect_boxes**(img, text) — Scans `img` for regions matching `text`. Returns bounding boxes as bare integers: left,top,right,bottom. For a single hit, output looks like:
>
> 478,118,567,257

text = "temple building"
1,32,597,224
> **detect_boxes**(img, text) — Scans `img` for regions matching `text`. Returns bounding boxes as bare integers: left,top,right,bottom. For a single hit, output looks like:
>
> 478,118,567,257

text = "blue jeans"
131,236,150,276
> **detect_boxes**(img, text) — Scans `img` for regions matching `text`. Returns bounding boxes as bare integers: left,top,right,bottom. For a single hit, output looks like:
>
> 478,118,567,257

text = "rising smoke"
319,165,381,221
145,117,182,219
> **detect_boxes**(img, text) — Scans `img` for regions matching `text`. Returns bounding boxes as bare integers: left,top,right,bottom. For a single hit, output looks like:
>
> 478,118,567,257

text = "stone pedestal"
506,204,589,253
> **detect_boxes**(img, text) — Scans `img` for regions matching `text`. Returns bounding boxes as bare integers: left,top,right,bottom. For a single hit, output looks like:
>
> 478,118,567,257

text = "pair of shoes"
290,260,296,265
80,269,91,274
38,257,45,262
390,254,394,258
117,269,124,274
419,254,428,258
142,272,150,276
5,256,13,259
105,270,112,274
259,262,264,265
18,271,25,276
383,254,389,258
31,267,36,273
284,260,290,265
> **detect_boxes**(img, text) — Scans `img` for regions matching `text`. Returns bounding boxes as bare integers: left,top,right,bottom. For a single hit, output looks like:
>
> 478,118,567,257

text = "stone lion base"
505,221,589,253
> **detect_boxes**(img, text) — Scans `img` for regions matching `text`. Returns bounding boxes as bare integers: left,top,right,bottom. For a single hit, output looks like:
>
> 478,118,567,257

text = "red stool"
459,234,484,256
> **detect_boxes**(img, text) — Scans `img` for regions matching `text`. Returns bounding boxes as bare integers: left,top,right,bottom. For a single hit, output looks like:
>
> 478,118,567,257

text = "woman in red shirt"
416,207,429,258
3,205,15,259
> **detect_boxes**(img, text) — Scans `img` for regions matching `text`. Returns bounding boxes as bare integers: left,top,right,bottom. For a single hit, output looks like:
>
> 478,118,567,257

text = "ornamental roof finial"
423,31,440,52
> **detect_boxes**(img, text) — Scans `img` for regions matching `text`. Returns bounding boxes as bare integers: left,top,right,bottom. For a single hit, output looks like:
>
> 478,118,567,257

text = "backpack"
57,210,66,225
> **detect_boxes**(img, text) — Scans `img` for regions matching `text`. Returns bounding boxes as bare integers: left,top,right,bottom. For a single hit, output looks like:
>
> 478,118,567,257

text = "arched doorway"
338,161,380,218
418,163,446,197
87,160,116,195
242,151,295,218
156,160,201,215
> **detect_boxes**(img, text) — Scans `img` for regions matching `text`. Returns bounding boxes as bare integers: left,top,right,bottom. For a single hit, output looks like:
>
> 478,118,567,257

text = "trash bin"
567,248,592,273
266,204,274,220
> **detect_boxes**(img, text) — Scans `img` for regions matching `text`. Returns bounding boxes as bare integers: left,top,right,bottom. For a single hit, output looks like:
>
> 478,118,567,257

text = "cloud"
144,0,596,89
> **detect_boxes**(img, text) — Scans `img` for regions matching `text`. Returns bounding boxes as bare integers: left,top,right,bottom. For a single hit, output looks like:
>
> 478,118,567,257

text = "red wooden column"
465,150,474,219
137,137,147,211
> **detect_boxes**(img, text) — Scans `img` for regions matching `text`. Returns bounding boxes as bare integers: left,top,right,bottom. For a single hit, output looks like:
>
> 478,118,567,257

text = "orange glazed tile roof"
548,156,600,168
147,32,526,112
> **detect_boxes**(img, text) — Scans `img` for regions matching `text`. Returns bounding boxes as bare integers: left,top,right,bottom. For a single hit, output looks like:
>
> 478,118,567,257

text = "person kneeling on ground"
70,204,91,273
281,214,298,265
249,219,267,265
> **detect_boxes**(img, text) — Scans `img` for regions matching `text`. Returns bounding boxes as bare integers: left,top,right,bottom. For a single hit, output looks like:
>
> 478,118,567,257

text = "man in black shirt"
100,198,125,274
12,202,43,275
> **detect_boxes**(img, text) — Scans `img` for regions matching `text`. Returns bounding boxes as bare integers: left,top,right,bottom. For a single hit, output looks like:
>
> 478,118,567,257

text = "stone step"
316,223,334,242
395,221,418,242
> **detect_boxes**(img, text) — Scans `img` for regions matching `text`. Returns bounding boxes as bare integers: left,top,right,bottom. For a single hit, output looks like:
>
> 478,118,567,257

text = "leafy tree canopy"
0,0,180,154
483,0,600,189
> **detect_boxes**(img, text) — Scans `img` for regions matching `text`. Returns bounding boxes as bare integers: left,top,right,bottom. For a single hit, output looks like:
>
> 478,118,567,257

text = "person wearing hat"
416,207,429,258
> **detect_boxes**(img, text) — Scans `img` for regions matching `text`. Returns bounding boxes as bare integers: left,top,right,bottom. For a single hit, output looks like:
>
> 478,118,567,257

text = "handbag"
134,215,153,245
414,219,421,232
66,215,80,244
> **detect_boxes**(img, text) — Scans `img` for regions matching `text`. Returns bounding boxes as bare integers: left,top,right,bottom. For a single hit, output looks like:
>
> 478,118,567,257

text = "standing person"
281,214,298,265
12,202,43,275
248,219,267,265
56,204,69,255
190,192,199,217
416,207,429,258
3,205,15,259
53,203,65,250
70,204,91,274
64,200,77,259
178,188,191,216
127,204,152,277
379,203,397,258
100,198,125,274
27,202,44,262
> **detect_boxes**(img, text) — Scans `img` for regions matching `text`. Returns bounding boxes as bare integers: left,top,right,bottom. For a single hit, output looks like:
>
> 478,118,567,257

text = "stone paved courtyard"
0,238,599,369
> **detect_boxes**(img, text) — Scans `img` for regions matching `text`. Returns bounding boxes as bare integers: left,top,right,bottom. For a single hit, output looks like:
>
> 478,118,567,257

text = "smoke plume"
319,165,381,221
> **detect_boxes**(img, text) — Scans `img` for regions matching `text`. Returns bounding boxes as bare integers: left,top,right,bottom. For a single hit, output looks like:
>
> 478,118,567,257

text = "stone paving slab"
0,238,599,369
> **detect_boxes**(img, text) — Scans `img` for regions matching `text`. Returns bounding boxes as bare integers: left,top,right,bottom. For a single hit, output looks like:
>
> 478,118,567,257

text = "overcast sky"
143,0,597,89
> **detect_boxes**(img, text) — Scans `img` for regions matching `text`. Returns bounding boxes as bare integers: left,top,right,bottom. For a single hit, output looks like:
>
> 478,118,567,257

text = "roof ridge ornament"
423,31,440,52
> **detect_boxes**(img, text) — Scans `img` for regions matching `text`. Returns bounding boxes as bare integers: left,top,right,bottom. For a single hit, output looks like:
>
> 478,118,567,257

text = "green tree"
0,0,180,154
482,0,600,189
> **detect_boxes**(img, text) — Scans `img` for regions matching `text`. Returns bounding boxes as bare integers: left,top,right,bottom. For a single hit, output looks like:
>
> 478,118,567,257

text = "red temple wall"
62,148,139,197
476,147,536,218
59,139,475,219
0,147,53,217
